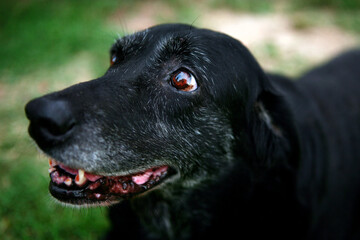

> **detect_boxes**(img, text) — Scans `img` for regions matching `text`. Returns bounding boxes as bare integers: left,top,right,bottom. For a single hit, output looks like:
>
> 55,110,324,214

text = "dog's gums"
48,158,175,205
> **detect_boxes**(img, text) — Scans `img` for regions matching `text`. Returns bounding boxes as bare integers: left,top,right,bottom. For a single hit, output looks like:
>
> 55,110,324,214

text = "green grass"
289,0,360,33
335,11,360,33
0,0,125,83
0,0,359,239
209,0,274,12
291,0,360,10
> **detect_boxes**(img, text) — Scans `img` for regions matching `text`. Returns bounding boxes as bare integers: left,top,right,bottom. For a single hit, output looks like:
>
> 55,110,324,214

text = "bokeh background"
0,0,359,239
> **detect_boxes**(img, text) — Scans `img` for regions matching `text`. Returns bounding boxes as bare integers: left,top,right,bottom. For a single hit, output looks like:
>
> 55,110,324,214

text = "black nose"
25,97,76,149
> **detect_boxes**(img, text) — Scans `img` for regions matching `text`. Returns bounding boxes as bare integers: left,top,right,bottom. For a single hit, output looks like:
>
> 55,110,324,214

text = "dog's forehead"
111,24,228,55
117,24,198,43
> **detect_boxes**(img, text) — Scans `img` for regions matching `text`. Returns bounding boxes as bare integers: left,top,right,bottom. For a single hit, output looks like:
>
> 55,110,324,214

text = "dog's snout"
25,98,76,148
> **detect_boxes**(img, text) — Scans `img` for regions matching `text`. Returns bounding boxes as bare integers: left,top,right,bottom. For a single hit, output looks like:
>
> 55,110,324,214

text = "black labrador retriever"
25,24,360,239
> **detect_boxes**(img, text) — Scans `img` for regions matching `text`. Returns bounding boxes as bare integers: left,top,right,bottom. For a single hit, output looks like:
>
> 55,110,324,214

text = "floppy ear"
248,77,299,169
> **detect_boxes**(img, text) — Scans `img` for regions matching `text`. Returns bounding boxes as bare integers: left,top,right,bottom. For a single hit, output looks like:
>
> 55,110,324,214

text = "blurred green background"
0,0,359,239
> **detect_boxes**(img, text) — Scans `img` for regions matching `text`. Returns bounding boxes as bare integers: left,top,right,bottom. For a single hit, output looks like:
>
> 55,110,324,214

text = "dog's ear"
247,76,299,169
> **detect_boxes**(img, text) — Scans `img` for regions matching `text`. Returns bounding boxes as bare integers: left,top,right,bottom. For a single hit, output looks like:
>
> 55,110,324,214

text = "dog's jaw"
48,158,177,206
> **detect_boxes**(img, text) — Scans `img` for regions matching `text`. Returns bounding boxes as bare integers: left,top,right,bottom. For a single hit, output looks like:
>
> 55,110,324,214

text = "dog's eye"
110,54,117,66
171,70,198,92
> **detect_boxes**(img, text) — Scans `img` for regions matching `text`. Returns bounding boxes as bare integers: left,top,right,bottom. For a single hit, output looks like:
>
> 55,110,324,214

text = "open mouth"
48,159,176,205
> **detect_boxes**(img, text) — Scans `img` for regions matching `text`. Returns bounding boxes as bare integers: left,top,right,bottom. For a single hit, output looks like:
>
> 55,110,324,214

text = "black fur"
25,24,360,239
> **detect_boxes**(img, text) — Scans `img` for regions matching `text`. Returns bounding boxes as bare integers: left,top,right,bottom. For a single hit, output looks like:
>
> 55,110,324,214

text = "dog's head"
25,24,297,206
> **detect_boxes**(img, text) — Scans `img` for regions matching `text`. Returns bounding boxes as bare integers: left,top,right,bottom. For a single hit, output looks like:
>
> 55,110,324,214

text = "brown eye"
171,70,198,92
110,54,117,66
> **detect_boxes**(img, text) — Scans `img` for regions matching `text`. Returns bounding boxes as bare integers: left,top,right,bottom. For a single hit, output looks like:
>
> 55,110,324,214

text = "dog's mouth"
48,159,176,206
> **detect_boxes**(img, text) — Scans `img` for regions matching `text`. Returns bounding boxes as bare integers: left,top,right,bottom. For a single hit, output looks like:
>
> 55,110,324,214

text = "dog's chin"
47,158,177,206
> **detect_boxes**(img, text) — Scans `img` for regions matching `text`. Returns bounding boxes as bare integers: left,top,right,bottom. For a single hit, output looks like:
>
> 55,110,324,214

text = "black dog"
25,24,360,239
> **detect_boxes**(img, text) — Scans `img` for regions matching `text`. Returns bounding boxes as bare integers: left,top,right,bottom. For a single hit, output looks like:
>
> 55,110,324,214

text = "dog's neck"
130,156,303,239
130,185,210,239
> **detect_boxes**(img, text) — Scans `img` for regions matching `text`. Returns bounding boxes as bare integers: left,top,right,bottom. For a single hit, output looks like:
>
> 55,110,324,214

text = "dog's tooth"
75,169,87,185
48,167,56,173
64,178,72,186
49,158,56,167
95,193,101,199
79,169,85,178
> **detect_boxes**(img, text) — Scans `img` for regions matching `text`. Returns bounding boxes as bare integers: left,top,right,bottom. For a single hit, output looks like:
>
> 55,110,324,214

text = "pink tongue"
132,170,153,185
132,166,168,185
